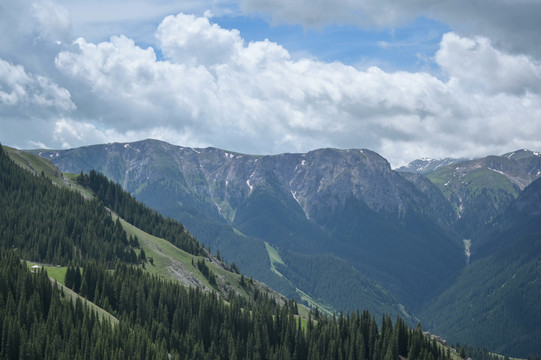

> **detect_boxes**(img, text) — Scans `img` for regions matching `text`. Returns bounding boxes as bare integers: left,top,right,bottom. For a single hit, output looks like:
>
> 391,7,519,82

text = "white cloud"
436,33,541,95
55,34,219,132
157,13,244,66
0,59,75,112
49,13,541,166
0,57,76,150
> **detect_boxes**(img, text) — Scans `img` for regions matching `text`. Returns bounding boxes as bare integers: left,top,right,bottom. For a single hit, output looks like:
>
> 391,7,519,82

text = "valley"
2,1,539,358
27,139,541,357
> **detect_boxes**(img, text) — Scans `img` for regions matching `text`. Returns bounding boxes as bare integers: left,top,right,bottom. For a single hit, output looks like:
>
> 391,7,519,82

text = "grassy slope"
4,146,94,197
5,147,65,186
120,217,239,293
265,241,285,277
429,167,518,207
25,262,119,325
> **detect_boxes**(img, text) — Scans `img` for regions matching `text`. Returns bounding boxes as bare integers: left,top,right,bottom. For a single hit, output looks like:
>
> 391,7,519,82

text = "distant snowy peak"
502,149,541,160
397,149,541,175
395,157,466,175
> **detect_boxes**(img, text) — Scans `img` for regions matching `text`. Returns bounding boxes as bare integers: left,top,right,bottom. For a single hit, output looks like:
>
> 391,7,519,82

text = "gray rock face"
38,140,451,228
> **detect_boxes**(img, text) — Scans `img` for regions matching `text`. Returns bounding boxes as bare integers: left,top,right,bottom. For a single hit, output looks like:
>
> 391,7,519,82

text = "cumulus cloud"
157,13,243,66
55,35,219,131
47,13,541,165
240,0,541,60
0,59,75,113
435,33,541,95
0,57,76,149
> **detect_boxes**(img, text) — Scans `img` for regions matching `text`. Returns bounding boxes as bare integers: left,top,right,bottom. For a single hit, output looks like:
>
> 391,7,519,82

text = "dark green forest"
0,147,137,266
421,177,541,357
1,245,454,360
0,144,523,359
421,233,541,356
0,249,172,360
275,250,401,319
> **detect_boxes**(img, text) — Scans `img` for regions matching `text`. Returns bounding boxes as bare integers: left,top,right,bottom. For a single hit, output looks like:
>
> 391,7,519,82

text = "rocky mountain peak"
502,148,541,160
395,157,466,174
31,140,440,224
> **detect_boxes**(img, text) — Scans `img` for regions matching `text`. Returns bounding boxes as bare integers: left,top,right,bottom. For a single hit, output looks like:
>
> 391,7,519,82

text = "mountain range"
3,143,401,360
31,140,541,357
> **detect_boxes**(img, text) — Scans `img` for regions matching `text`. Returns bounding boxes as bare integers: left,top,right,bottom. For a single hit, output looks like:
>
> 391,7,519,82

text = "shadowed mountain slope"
33,139,464,319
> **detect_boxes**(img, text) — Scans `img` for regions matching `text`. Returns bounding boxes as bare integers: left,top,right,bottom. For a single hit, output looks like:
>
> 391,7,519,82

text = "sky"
1,0,541,167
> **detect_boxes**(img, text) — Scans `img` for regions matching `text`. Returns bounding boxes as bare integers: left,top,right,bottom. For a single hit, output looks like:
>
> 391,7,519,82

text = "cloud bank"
1,1,541,166
47,13,541,165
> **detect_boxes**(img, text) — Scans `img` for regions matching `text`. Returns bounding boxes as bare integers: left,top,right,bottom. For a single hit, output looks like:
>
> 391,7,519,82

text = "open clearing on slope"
25,262,119,325
264,242,334,315
265,241,285,276
118,216,260,301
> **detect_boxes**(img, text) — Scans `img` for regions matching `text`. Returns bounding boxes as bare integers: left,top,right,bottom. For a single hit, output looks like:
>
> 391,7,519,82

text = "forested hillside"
421,178,541,357
1,145,277,301
1,143,466,360
1,245,458,360
76,169,203,256
0,250,172,359
0,146,136,266
422,233,541,357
